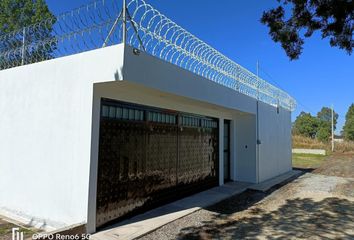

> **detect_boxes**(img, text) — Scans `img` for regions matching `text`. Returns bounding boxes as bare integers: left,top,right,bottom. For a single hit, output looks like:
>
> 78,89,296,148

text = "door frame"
224,119,231,182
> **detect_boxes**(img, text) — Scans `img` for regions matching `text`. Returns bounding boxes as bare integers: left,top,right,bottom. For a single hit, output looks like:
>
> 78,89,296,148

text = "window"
101,104,144,121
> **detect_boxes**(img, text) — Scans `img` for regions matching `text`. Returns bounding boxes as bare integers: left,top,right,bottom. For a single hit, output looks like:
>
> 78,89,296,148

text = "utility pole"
256,61,259,100
256,61,260,183
331,104,334,152
122,0,127,44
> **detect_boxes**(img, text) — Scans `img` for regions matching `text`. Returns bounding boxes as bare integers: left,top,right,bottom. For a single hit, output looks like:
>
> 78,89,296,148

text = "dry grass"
292,135,327,149
334,141,354,153
292,135,354,153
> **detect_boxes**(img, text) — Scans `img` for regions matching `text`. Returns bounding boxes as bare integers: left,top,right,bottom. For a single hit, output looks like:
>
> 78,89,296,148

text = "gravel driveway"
139,154,354,240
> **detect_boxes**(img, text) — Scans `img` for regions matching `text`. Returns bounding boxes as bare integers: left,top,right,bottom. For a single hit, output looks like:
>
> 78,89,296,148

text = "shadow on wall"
177,196,354,239
114,67,123,81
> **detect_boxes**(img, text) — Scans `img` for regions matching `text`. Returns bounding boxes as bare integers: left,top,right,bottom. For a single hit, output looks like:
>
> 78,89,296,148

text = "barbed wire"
0,0,121,70
125,0,296,111
0,0,296,111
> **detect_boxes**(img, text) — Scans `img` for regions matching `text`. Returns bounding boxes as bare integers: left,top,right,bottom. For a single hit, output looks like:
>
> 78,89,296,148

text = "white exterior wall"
122,45,257,115
0,45,124,229
0,43,293,232
234,114,257,183
258,102,292,182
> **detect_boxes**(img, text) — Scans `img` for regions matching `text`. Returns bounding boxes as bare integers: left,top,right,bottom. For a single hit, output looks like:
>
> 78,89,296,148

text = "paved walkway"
91,170,300,240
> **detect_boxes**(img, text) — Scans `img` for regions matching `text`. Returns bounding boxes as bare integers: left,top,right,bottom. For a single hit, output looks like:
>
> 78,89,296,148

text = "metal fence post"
236,66,240,92
21,27,26,65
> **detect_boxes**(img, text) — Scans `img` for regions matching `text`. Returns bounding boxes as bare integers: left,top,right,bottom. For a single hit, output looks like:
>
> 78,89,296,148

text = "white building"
0,0,296,234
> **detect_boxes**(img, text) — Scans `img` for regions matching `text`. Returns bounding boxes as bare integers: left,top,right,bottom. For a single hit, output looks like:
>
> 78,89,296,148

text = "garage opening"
96,99,219,227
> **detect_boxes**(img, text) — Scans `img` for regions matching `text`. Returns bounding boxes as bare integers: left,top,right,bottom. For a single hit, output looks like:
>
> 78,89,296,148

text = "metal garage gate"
96,99,219,227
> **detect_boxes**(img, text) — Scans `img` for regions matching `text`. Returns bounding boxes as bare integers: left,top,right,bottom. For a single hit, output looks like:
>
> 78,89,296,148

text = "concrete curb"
249,170,303,192
292,148,326,155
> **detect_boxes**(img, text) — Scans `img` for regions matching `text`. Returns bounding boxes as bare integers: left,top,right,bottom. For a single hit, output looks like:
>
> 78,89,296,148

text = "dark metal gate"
96,99,219,227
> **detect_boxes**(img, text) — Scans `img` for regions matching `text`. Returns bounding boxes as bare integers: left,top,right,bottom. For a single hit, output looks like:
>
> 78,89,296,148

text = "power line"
258,66,286,90
258,64,316,114
257,63,349,122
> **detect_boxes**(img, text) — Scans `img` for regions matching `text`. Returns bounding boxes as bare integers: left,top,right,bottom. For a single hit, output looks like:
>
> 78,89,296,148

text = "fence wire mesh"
0,0,296,111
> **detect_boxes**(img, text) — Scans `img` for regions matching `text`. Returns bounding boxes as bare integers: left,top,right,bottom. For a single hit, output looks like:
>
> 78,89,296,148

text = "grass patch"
292,153,327,169
0,223,13,235
0,221,38,239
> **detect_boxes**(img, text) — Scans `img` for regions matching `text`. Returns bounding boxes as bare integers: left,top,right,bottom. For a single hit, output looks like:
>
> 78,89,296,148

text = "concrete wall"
234,114,257,183
292,149,326,155
0,44,124,229
258,102,292,182
123,45,257,115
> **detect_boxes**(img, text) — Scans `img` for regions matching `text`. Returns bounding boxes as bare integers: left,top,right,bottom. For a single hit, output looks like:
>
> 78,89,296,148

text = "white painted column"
86,93,101,234
219,118,224,186
256,101,260,184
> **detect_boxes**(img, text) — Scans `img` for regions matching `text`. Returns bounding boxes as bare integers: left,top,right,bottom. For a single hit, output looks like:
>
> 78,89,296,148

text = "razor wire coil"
0,0,296,111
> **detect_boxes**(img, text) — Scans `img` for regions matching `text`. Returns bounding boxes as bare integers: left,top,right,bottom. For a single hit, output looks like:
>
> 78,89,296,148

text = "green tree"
317,107,338,128
343,104,354,141
0,0,56,67
261,0,353,60
292,112,320,138
316,107,338,142
317,125,331,142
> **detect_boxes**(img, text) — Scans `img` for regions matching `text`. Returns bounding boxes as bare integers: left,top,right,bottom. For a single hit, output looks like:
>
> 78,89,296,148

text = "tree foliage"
0,0,54,33
292,112,320,138
261,0,354,60
317,107,338,128
343,104,354,141
293,107,338,142
316,107,338,141
316,125,331,142
0,0,55,65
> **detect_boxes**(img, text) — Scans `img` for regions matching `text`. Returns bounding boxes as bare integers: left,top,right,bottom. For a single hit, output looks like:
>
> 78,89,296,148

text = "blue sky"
46,0,354,134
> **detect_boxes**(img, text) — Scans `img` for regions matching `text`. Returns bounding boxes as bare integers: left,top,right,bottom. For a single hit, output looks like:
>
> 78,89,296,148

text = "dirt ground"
313,153,354,178
140,153,354,240
1,153,353,240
